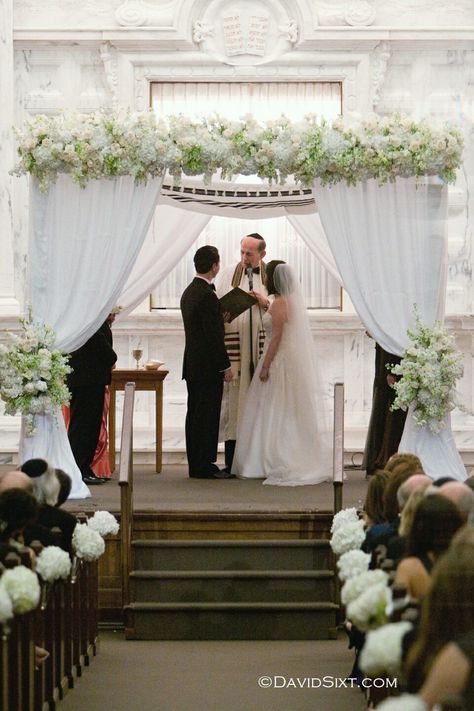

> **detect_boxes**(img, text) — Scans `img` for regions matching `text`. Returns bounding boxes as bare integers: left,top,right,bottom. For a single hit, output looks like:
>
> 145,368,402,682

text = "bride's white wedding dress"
232,265,332,486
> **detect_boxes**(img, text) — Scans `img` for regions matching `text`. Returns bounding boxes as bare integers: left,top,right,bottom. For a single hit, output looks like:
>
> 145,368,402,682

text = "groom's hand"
223,368,233,382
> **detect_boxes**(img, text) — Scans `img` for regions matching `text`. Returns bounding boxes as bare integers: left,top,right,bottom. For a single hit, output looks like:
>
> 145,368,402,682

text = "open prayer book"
219,287,258,322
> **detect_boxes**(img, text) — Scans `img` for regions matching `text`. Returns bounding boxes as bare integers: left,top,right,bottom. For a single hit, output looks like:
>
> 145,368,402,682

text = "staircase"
124,539,339,640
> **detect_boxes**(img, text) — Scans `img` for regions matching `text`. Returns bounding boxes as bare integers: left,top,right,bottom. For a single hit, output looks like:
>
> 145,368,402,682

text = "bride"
232,261,332,486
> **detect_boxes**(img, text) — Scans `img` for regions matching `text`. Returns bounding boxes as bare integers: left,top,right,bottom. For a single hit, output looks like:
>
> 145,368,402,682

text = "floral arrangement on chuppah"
388,307,467,433
11,110,463,191
0,311,71,435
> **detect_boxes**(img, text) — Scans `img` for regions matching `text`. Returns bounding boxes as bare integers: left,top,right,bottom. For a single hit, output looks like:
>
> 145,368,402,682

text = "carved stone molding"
370,40,391,108
316,0,376,27
100,41,119,108
115,1,147,27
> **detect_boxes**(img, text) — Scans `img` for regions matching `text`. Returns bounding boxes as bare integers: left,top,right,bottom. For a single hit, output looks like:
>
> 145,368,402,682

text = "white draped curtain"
315,176,465,481
21,174,163,498
118,205,211,317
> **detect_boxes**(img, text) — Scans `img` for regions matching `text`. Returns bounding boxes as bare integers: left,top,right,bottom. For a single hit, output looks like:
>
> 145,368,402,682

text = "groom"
181,246,234,479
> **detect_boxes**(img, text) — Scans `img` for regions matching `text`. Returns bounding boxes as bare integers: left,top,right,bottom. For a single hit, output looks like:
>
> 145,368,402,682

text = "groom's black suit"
180,277,230,477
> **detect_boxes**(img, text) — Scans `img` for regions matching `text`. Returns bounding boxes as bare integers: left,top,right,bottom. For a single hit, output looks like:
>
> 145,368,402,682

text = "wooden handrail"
333,382,345,514
118,382,135,609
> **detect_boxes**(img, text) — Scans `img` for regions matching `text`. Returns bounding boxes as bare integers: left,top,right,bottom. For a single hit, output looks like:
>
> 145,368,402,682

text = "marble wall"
1,0,474,461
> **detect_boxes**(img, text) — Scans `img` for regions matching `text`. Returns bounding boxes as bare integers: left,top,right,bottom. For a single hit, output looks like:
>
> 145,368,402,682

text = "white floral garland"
389,307,466,433
12,110,463,192
0,310,71,435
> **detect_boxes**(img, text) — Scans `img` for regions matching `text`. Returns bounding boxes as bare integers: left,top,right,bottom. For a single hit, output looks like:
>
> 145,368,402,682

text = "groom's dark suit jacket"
181,277,230,382
180,277,230,476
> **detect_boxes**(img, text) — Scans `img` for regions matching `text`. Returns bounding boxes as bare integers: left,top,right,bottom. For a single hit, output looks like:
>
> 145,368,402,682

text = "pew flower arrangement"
0,311,71,435
341,569,389,606
72,523,105,562
389,307,466,433
12,110,463,192
1,566,41,614
330,518,365,555
377,695,427,711
0,582,14,623
346,581,392,631
87,510,120,537
336,549,371,582
330,506,359,533
36,546,72,583
359,621,413,678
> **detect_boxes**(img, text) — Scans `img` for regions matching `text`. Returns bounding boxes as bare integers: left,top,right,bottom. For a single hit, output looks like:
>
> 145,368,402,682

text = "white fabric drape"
21,174,163,498
118,204,211,317
286,212,342,285
315,176,465,481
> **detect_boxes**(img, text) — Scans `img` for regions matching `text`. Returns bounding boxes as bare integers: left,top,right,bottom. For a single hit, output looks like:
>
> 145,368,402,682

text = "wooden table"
108,368,169,473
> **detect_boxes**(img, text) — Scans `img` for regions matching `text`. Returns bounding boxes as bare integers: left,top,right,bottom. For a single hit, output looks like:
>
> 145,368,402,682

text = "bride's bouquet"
388,307,466,433
0,310,71,434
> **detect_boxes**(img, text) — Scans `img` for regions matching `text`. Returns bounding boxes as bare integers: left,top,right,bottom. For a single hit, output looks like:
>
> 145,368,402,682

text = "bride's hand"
259,365,269,381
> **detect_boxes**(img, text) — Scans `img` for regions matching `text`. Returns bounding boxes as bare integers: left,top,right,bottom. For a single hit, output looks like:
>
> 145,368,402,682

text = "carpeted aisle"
59,630,366,711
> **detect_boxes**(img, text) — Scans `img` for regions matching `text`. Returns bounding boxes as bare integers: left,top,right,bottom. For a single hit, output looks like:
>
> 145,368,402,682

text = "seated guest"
362,470,390,529
439,482,474,524
431,476,456,487
405,542,474,709
55,469,72,506
0,469,56,548
21,460,76,556
386,477,432,563
384,453,423,474
363,465,417,556
464,474,474,492
0,488,39,566
394,495,463,601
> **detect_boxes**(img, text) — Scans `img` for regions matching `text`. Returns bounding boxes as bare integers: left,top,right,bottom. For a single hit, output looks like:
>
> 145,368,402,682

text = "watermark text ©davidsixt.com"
257,676,398,689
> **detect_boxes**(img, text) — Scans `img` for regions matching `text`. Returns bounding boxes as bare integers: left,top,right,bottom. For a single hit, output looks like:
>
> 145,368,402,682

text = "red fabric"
63,386,112,478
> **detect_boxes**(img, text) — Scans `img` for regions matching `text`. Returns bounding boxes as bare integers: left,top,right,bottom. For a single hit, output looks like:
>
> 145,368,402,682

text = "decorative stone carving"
100,42,119,108
192,0,298,66
344,1,376,26
115,0,147,27
316,0,376,27
192,21,215,45
370,41,391,109
278,19,298,45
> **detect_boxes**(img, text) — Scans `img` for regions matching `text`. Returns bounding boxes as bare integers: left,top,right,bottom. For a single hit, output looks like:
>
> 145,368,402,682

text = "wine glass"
132,349,143,369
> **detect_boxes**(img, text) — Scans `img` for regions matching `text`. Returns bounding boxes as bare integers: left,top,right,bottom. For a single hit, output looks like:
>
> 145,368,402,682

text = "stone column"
0,0,20,315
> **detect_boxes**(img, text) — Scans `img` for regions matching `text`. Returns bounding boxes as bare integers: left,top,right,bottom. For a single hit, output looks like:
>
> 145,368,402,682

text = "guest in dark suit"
180,246,234,479
67,319,117,485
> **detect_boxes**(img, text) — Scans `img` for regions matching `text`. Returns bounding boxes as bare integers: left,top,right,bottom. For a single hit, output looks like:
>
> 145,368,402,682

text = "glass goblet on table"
132,349,143,369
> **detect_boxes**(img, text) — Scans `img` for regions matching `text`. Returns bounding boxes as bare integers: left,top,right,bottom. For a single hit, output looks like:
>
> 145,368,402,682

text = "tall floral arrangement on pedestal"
389,307,467,433
0,311,71,434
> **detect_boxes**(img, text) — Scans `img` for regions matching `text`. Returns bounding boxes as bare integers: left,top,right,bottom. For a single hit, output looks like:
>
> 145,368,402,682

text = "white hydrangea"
0,582,13,622
87,511,120,537
346,582,391,632
330,519,365,555
337,549,371,582
1,566,41,614
72,523,105,561
330,507,359,534
359,621,413,677
376,694,427,711
36,546,72,582
341,569,389,606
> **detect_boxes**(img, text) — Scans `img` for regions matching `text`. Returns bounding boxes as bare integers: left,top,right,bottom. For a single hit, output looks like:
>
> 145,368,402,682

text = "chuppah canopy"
9,109,465,495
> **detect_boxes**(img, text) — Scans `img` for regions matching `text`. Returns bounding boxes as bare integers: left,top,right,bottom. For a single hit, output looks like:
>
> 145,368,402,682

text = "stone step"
130,569,335,603
124,601,339,640
132,539,332,571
